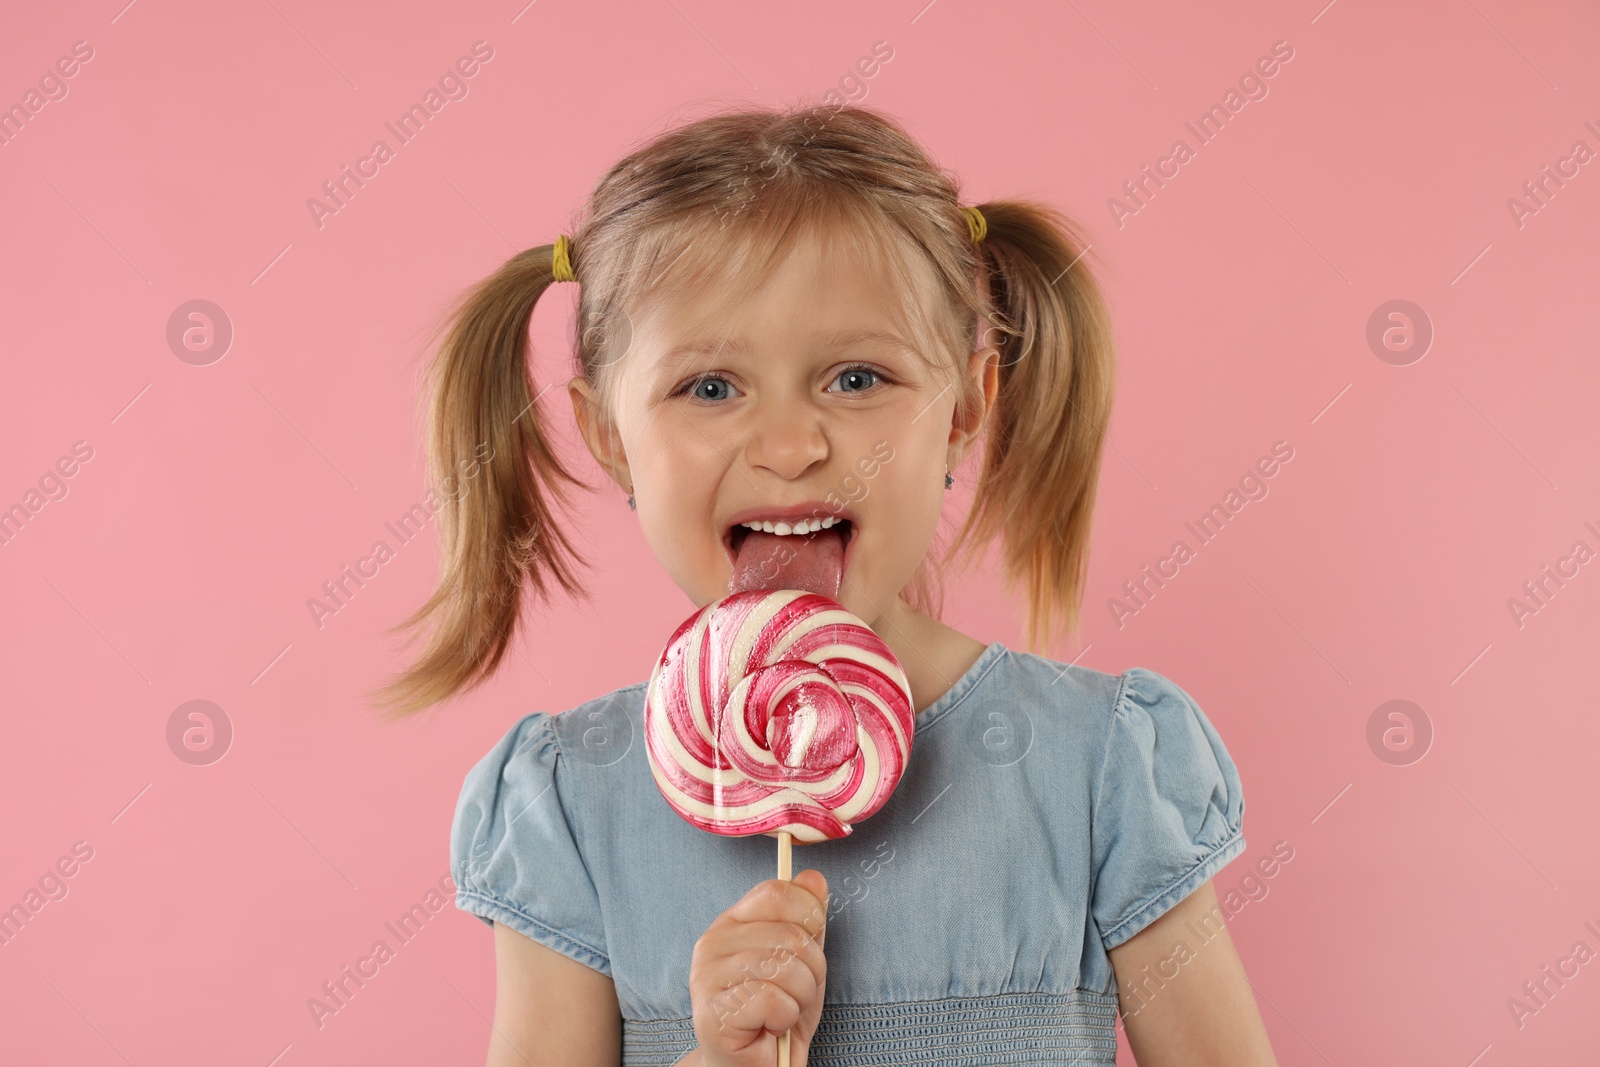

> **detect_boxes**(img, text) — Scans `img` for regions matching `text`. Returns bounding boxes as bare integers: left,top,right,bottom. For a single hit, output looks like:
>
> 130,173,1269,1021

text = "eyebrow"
656,328,917,371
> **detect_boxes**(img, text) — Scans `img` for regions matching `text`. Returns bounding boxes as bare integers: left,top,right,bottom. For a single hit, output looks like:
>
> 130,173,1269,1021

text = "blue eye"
679,375,741,402
676,363,887,402
829,364,883,393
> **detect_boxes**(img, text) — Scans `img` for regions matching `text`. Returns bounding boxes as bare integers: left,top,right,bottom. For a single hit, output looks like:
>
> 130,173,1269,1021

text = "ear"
947,346,999,472
567,376,633,492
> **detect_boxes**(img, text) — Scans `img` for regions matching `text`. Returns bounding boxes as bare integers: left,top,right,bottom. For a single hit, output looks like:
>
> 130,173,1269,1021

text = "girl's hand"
689,869,829,1067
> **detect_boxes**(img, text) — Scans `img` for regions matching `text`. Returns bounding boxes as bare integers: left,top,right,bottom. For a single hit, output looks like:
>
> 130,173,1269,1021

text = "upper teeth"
739,516,844,536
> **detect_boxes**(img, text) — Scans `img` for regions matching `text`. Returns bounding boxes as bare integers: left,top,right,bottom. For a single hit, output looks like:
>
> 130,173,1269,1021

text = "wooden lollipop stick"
776,830,792,1067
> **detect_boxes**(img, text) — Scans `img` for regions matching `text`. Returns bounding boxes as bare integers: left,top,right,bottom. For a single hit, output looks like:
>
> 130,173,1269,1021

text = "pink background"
2,0,1597,1063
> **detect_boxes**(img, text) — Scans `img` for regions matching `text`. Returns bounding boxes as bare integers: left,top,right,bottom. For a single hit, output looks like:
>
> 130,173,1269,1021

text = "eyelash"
674,362,889,401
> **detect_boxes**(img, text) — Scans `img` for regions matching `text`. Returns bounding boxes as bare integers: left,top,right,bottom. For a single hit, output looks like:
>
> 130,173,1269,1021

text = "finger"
727,876,830,938
728,943,821,1009
712,919,826,976
710,953,819,1023
697,930,824,1012
699,971,804,1039
712,912,827,991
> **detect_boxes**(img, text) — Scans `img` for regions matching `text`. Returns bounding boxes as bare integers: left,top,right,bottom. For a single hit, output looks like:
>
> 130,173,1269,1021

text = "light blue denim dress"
451,642,1247,1064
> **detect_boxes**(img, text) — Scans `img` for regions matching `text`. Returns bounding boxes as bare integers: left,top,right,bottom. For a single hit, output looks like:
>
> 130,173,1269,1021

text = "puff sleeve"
450,712,611,976
1089,668,1246,953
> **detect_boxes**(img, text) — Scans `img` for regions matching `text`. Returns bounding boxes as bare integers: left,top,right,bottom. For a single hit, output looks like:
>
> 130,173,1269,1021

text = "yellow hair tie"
961,205,987,244
551,233,575,282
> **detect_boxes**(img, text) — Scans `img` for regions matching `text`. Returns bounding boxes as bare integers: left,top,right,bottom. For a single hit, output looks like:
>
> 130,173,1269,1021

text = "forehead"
631,223,930,366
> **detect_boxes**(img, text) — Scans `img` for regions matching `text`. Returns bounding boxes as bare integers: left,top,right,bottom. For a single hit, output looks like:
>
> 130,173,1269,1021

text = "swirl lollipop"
645,588,914,843
644,588,913,1065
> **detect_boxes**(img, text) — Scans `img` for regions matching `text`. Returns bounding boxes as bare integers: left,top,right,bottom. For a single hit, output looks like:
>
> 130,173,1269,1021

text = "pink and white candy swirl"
644,590,915,844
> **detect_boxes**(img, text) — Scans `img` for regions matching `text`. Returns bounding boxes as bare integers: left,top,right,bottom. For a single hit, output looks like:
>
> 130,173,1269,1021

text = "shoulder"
995,646,1126,709
1098,666,1236,772
451,682,650,851
997,647,1201,709
929,646,1123,784
542,681,650,764
973,646,1125,748
448,682,650,974
972,651,1238,792
997,651,1222,737
478,681,650,764
1081,664,1248,950
1082,662,1246,868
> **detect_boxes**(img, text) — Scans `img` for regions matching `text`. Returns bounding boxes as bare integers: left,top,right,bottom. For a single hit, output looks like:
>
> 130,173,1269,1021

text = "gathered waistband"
623,990,1122,1065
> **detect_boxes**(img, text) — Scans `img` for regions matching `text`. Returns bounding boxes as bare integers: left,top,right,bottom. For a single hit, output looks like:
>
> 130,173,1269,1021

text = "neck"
869,595,988,715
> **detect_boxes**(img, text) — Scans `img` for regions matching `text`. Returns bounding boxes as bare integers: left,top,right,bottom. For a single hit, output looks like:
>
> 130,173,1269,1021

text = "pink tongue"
730,527,846,599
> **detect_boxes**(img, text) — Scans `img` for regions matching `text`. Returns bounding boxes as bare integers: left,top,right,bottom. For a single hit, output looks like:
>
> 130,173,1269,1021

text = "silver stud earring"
627,493,636,510
945,472,953,489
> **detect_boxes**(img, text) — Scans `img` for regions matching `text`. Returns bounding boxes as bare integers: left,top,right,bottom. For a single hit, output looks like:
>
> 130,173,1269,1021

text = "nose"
743,394,829,480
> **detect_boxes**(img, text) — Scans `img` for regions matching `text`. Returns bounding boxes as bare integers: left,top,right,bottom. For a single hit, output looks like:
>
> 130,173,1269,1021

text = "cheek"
632,460,724,573
631,426,712,505
639,488,713,552
858,439,947,543
635,513,722,605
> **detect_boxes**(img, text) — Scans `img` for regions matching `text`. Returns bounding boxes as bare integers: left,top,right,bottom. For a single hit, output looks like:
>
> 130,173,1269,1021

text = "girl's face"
569,228,995,632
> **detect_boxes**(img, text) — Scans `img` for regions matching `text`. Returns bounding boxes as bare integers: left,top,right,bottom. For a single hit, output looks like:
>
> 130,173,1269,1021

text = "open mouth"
727,518,853,557
723,517,856,598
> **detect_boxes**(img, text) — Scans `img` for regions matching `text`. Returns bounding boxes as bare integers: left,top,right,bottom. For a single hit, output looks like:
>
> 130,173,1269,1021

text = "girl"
378,104,1278,1066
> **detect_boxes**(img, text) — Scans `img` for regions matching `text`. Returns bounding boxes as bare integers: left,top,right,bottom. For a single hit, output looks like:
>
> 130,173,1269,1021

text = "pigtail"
370,244,591,719
948,201,1116,653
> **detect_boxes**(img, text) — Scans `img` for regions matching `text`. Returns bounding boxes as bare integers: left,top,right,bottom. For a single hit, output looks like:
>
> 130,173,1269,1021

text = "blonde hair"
371,102,1115,719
